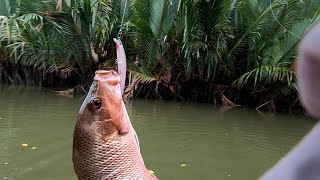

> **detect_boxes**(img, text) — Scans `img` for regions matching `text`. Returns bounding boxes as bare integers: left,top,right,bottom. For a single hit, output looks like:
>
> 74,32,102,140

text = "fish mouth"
94,70,120,86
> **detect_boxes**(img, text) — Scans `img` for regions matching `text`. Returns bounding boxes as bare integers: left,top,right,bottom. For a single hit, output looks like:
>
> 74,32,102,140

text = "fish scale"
73,126,147,179
72,70,157,180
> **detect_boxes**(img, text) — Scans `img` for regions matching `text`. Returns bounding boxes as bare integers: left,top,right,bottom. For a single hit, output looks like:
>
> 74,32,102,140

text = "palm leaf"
234,65,294,88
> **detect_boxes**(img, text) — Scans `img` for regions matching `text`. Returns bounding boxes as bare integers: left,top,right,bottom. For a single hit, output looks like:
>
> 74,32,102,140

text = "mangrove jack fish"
72,70,157,180
113,38,127,95
260,23,320,179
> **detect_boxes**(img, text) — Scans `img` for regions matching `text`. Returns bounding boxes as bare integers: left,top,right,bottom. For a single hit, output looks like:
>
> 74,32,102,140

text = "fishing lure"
113,38,127,95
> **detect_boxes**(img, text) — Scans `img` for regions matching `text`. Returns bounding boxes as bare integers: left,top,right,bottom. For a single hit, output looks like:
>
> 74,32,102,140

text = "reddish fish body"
72,70,157,180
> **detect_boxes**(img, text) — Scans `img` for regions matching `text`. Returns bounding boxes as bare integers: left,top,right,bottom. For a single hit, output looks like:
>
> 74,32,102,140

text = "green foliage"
1,0,320,105
0,0,118,77
181,0,231,80
231,1,319,97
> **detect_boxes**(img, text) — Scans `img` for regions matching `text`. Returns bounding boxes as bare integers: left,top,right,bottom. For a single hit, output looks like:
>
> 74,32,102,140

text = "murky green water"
0,85,315,180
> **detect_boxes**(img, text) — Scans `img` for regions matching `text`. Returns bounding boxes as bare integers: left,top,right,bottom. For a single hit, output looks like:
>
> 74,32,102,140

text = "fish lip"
94,70,120,85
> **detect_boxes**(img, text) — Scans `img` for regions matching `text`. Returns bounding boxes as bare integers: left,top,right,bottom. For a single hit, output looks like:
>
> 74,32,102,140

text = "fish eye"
90,98,102,109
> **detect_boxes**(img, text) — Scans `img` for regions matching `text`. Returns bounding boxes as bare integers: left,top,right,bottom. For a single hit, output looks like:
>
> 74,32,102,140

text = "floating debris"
21,144,28,147
4,163,8,165
53,89,74,98
54,85,87,98
181,163,187,167
148,170,155,174
3,177,7,179
31,147,37,150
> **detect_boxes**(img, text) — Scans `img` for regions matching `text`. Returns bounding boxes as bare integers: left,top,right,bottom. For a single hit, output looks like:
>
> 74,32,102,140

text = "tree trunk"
3,69,14,84
14,73,23,85
23,67,32,86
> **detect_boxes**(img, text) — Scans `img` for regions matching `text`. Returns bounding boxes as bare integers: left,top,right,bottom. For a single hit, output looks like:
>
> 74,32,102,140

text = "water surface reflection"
0,85,314,179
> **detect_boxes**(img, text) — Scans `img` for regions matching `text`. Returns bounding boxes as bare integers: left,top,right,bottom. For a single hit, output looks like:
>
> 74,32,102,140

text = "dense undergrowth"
1,0,319,111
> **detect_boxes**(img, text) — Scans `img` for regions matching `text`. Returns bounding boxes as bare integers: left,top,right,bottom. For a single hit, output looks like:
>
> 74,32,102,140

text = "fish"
114,38,127,95
72,70,158,180
260,23,320,179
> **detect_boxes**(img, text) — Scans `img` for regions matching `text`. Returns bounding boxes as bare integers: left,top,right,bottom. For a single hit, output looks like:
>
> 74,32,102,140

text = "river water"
0,85,315,180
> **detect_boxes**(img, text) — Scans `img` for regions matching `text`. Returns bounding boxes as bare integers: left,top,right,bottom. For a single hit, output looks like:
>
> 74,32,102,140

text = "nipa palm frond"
234,65,294,89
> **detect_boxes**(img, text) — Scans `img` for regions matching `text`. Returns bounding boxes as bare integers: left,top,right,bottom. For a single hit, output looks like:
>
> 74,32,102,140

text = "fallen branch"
221,95,240,107
220,95,240,112
53,85,87,98
256,99,275,111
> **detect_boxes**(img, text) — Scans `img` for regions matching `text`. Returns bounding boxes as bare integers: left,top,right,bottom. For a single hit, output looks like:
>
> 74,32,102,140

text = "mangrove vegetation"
1,0,320,111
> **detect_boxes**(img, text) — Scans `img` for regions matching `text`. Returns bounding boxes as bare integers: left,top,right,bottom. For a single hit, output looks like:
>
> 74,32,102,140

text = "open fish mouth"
94,70,120,86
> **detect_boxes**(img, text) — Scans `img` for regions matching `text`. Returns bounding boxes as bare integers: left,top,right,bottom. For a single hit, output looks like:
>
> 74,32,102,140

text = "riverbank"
0,61,302,112
1,0,317,112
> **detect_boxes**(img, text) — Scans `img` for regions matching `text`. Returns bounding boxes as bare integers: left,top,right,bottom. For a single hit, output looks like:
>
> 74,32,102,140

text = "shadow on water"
0,85,315,180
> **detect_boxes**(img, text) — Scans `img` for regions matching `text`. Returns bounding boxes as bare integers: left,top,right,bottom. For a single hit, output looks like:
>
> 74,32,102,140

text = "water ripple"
0,86,313,180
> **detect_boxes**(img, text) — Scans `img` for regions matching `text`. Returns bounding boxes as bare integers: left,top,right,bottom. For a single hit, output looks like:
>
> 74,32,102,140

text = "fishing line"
117,0,128,40
269,0,302,39
114,0,129,95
